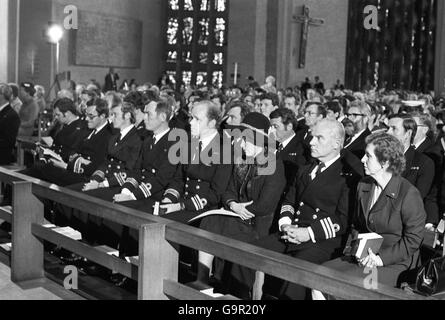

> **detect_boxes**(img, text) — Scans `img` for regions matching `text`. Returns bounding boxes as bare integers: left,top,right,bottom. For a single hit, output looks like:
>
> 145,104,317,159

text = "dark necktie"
150,136,157,150
314,163,325,180
115,133,122,146
277,143,284,154
345,136,352,146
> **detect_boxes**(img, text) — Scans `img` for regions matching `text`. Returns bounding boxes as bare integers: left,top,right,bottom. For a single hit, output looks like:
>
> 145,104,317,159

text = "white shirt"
309,154,341,180
414,137,426,150
200,131,219,151
281,133,296,150
368,184,383,213
119,125,134,140
0,102,9,112
153,127,170,144
345,128,366,148
87,121,108,140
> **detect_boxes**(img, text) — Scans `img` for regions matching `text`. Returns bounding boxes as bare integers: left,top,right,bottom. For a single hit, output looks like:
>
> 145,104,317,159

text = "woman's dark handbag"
415,256,445,296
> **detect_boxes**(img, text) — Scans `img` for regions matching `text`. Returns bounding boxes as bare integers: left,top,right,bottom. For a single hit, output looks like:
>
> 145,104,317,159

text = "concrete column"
253,0,267,84
435,0,445,95
0,0,8,82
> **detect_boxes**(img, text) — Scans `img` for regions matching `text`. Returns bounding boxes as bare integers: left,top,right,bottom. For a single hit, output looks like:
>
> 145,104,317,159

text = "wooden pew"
0,168,435,300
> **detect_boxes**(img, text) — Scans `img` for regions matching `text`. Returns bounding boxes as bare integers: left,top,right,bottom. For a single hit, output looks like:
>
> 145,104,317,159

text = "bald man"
228,119,363,300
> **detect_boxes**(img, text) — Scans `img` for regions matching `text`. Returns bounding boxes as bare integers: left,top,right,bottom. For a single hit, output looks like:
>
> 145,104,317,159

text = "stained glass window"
182,18,194,45
198,18,210,46
215,18,226,47
164,0,229,89
182,71,192,86
167,18,178,45
215,0,226,12
169,0,179,10
184,0,194,11
197,72,208,86
200,0,210,11
199,52,208,64
212,71,223,87
182,51,192,64
167,51,177,63
213,52,223,65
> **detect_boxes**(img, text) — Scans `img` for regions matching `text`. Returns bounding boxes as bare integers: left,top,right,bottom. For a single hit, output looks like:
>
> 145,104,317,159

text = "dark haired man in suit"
104,67,119,92
0,84,21,165
21,98,89,180
387,114,437,226
30,98,114,187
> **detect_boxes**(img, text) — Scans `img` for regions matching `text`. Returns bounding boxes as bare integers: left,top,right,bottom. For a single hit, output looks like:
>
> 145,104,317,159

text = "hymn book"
41,147,63,162
40,136,54,147
343,232,384,260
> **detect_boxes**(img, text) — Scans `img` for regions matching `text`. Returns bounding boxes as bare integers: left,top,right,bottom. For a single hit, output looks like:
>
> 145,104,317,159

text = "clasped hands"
82,180,105,192
157,198,181,214
280,224,310,245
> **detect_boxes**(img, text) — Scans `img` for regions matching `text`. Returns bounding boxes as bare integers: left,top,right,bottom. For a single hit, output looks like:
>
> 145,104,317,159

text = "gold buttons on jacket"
196,186,200,190
312,215,318,220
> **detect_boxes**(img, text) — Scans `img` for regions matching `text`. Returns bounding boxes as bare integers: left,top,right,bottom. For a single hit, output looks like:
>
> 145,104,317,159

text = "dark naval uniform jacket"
276,134,306,190
90,126,142,187
51,118,89,162
0,104,20,165
162,133,233,224
344,128,371,161
122,129,178,200
67,123,114,177
28,123,115,187
279,155,362,254
403,146,437,224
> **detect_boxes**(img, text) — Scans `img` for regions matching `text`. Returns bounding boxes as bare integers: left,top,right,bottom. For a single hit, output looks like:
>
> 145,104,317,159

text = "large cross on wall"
293,5,325,69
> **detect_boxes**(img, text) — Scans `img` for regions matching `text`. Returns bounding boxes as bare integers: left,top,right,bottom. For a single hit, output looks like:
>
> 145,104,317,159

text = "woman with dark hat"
197,113,286,292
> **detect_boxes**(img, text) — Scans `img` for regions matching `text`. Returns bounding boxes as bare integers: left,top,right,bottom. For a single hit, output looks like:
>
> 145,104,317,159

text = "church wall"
226,0,258,88
435,0,445,95
52,0,163,91
0,0,8,82
17,0,53,90
279,0,349,90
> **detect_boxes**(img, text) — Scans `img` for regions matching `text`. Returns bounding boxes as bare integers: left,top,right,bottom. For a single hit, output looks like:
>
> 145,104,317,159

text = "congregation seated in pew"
2,77,445,300
313,133,426,299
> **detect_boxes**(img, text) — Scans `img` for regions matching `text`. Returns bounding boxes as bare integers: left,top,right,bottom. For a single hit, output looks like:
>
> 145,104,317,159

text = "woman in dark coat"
197,113,286,286
314,132,425,299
